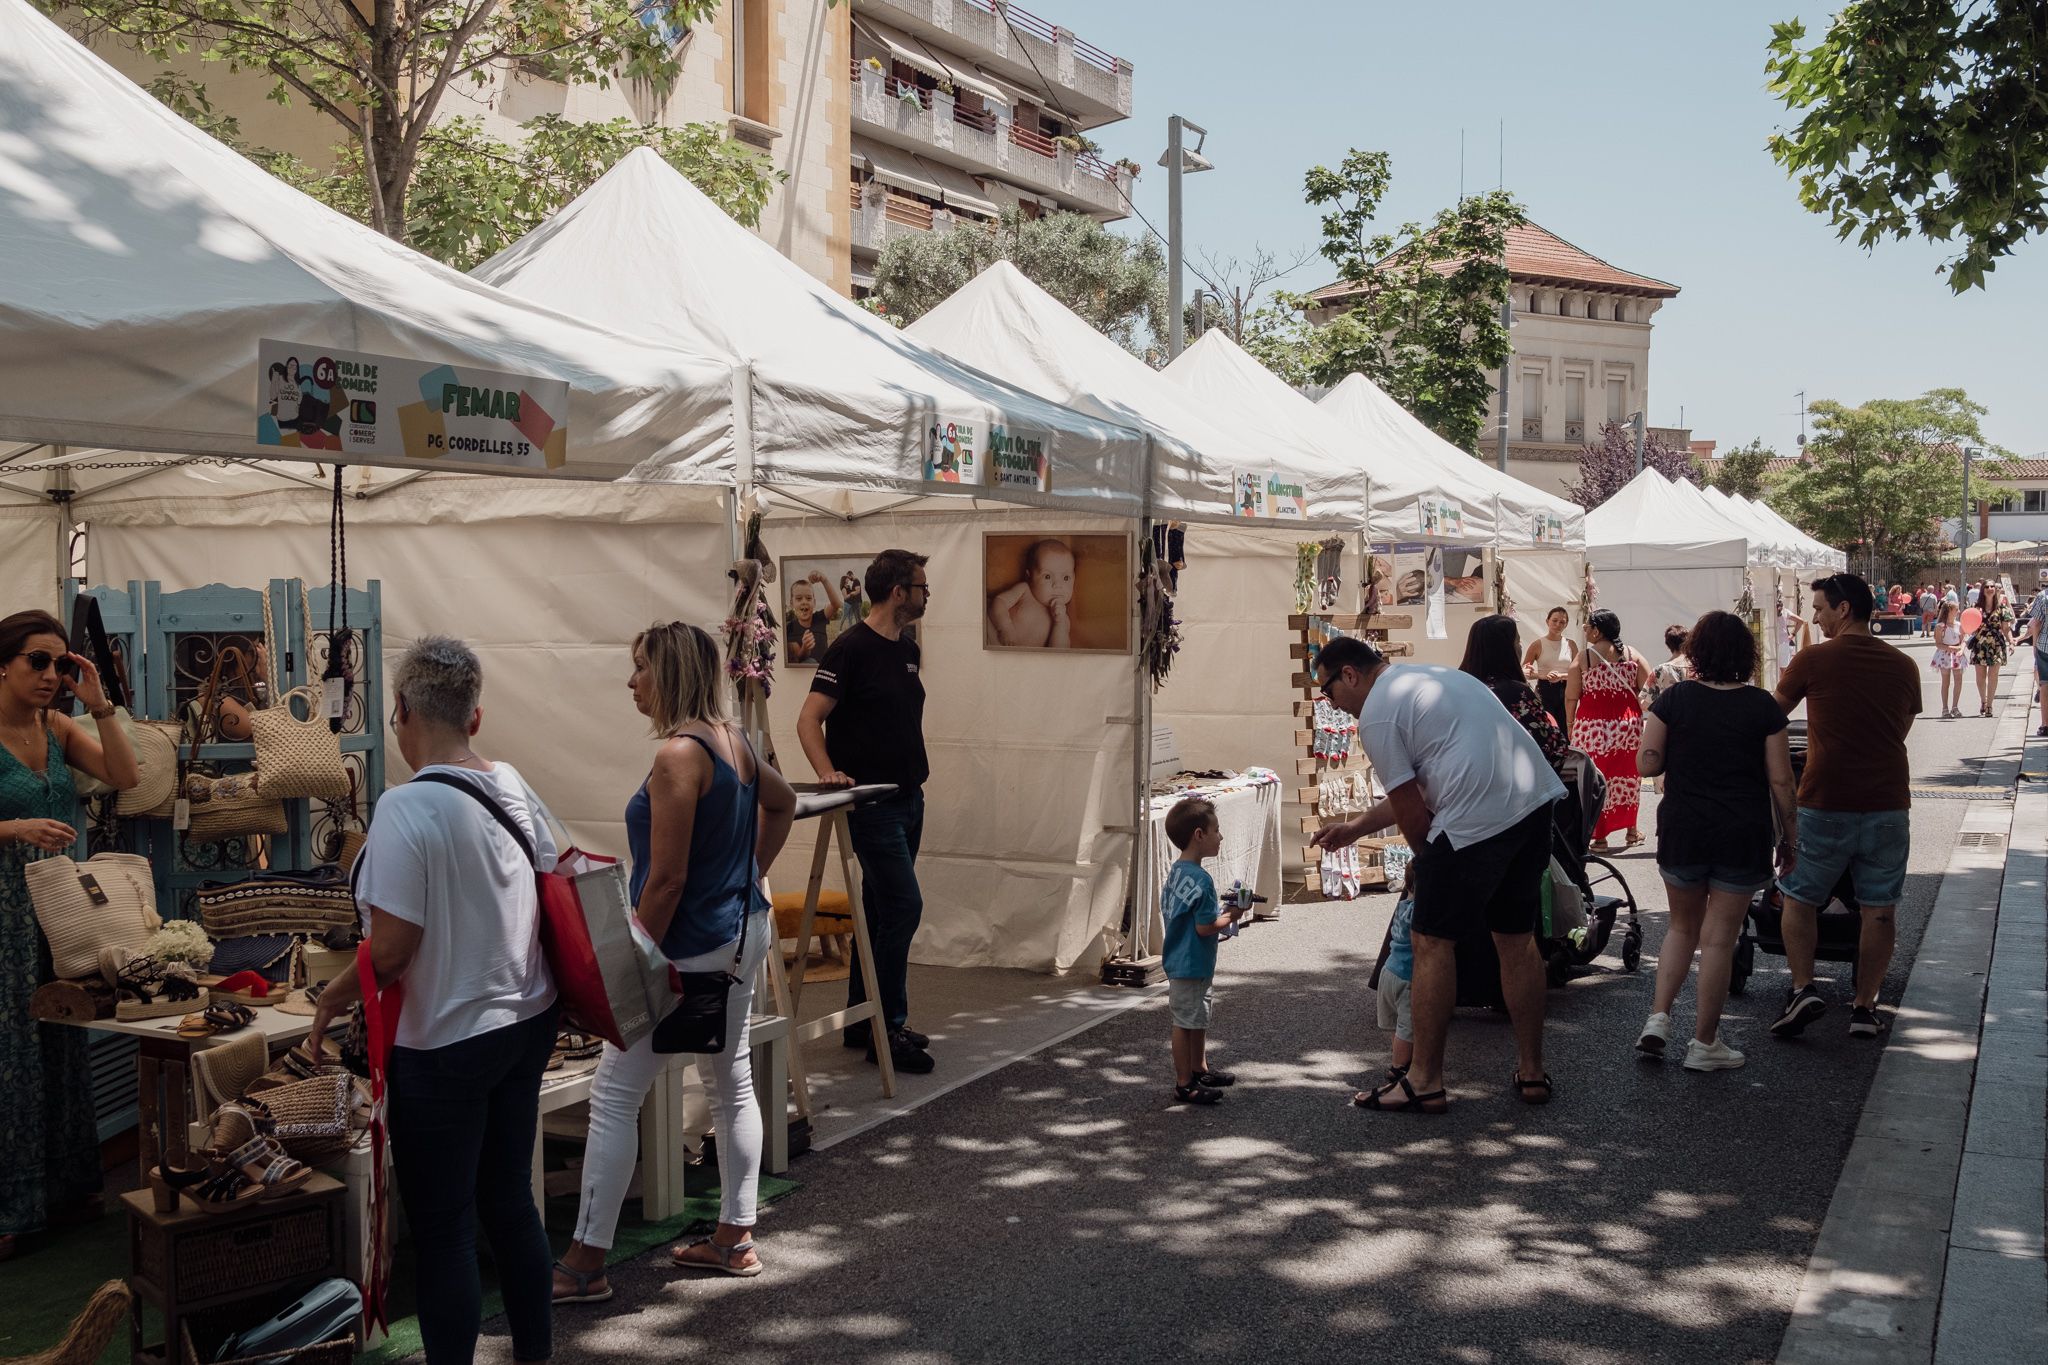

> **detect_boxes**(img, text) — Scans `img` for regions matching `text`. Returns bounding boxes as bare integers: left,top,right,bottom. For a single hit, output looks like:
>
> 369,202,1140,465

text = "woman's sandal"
552,1261,614,1304
671,1236,763,1277
1513,1071,1555,1105
207,971,276,1007
1192,1069,1236,1088
179,1164,265,1214
217,1133,312,1198
1173,1083,1222,1106
204,1001,256,1033
1351,1074,1448,1114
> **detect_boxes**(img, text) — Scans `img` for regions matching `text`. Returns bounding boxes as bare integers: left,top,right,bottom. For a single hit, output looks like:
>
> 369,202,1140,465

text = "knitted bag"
24,852,161,980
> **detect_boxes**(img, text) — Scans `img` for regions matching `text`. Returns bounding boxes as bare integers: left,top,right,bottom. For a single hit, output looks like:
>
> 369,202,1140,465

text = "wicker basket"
135,1199,337,1304
181,1323,353,1365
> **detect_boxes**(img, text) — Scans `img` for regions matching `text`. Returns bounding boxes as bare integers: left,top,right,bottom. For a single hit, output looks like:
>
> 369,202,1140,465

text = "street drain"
1959,832,2007,849
1910,786,2015,801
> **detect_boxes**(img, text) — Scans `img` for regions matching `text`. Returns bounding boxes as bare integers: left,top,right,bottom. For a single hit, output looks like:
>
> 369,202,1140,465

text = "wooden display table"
125,1174,344,1365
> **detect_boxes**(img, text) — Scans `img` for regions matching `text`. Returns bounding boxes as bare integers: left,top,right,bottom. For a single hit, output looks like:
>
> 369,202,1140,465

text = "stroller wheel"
1729,936,1755,996
1545,944,1573,988
1620,928,1643,973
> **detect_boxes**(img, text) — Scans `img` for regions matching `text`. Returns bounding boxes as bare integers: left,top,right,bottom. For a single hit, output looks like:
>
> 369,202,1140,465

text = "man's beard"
897,600,927,627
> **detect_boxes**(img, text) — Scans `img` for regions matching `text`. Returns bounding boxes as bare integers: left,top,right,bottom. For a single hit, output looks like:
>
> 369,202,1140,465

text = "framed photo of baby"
779,555,917,668
982,532,1132,653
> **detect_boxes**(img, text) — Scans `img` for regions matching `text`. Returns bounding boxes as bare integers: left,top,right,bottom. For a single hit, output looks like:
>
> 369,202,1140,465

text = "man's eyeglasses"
1317,674,1337,699
909,583,933,597
11,651,76,679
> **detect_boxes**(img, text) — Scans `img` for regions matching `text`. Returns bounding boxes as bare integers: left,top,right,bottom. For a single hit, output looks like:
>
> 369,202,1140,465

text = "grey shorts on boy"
1375,972,1413,1042
1168,977,1214,1030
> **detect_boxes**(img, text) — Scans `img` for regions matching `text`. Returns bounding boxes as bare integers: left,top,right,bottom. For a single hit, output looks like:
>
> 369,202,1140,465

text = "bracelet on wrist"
88,703,117,720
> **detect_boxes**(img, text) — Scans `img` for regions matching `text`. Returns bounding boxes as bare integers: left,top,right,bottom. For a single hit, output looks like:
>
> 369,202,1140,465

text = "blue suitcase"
215,1278,360,1362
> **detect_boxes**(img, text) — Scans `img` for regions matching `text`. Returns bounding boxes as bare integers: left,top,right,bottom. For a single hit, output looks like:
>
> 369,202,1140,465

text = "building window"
1520,368,1544,440
1606,376,1627,425
2025,491,2048,514
1564,374,1585,427
1613,300,1627,321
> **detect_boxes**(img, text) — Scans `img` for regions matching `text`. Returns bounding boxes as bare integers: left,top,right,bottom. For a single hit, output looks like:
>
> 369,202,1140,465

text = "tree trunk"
368,1,407,241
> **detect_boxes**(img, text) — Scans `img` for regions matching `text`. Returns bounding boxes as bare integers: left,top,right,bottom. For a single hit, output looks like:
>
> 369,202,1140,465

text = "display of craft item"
1293,542,1318,614
1362,549,1385,620
1311,698,1356,761
1318,843,1363,900
1315,537,1345,610
1139,536,1182,691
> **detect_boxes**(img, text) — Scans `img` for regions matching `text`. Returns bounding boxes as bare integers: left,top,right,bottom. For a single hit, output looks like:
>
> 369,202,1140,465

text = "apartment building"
78,0,1133,298
1307,223,1686,498
845,0,1136,290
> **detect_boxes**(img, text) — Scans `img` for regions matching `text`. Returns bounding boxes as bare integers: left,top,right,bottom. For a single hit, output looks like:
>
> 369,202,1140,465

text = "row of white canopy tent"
0,0,1592,967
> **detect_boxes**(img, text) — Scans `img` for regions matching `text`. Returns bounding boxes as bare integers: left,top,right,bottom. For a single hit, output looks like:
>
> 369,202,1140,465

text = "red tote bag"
357,940,403,1333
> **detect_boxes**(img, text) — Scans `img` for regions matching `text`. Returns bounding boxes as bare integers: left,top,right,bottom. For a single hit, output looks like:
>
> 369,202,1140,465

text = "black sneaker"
1849,1006,1883,1038
866,1030,935,1074
846,1026,928,1050
841,1029,871,1051
1771,984,1827,1037
898,1027,930,1050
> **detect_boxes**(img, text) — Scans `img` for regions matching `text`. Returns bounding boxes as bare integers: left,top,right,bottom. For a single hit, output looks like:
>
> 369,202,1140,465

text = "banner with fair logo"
1265,472,1308,519
1531,512,1566,545
1419,497,1465,539
257,340,569,470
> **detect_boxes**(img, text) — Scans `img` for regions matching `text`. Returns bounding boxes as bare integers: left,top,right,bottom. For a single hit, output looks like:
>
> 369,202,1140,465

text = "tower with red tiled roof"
1306,221,1685,499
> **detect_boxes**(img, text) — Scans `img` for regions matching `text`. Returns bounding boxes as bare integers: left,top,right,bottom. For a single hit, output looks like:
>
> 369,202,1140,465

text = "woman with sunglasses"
0,609,140,1261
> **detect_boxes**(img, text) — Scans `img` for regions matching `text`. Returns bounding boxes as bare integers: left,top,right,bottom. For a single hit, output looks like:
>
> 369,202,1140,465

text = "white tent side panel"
86,494,1135,975
1500,548,1585,634
1590,566,1748,655
0,504,61,611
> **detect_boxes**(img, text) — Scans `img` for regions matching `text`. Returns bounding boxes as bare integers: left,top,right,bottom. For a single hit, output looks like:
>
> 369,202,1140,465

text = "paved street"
536,636,2019,1365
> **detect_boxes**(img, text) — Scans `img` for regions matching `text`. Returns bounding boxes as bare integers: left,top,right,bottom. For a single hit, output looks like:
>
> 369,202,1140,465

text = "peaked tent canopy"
1586,470,1749,570
905,262,1362,528
1314,371,1585,550
474,149,1146,513
1746,498,1846,570
1698,485,1803,566
0,0,734,483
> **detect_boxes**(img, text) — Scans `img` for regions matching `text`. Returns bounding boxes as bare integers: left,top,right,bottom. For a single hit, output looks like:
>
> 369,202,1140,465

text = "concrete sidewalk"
1779,672,2048,1363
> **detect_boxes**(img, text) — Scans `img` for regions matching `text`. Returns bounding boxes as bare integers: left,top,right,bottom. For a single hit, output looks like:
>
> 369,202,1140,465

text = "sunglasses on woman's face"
12,650,76,679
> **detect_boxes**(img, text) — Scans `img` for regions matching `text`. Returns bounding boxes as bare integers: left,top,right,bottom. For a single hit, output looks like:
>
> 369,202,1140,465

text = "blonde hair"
634,621,726,737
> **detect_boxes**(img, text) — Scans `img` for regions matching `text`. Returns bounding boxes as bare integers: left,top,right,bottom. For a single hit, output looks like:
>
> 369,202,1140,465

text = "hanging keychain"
324,465,350,731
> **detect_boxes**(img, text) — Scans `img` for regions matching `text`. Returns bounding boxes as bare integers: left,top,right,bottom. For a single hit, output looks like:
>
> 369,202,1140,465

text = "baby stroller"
1729,725,1859,995
1538,749,1644,987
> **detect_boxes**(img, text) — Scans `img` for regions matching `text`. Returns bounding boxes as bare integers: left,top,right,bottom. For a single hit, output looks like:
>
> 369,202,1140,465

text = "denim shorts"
2034,649,2048,683
1168,977,1214,1030
1778,808,1911,908
1660,862,1773,897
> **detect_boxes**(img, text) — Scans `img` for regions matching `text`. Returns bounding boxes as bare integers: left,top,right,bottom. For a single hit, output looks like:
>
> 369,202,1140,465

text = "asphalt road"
534,634,2002,1365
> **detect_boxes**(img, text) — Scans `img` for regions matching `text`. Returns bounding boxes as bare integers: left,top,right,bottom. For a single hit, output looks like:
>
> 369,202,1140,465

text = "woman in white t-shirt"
309,637,559,1365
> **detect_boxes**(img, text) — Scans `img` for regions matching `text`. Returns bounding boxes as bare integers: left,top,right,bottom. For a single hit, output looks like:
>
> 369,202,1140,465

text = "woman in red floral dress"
1567,609,1652,849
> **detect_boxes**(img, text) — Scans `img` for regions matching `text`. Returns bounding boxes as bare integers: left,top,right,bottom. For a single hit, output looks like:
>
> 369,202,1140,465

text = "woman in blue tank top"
554,623,796,1298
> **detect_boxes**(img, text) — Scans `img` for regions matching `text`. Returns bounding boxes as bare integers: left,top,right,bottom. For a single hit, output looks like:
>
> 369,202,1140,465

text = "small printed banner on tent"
989,425,1053,493
1419,497,1464,539
257,340,569,469
1231,471,1269,519
1531,513,1565,546
924,419,983,484
1265,473,1308,520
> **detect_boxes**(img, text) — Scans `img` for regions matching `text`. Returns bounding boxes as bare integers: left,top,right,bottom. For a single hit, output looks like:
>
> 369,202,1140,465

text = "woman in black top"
1459,614,1567,772
1634,611,1796,1072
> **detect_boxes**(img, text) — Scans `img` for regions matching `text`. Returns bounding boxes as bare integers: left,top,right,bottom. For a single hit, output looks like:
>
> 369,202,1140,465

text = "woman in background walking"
1971,584,2015,718
1567,609,1650,850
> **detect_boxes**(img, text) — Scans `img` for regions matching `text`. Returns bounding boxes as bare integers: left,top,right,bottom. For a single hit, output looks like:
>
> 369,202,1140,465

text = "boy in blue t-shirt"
1374,897,1416,1087
1161,798,1243,1105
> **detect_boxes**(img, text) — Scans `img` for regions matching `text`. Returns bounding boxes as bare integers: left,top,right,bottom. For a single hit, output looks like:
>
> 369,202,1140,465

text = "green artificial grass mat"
0,1165,798,1365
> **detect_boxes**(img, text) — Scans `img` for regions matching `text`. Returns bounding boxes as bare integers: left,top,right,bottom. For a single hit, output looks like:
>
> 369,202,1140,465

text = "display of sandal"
217,1132,313,1198
554,1029,604,1063
205,970,279,1007
178,1000,257,1038
183,1166,268,1215
113,953,210,1022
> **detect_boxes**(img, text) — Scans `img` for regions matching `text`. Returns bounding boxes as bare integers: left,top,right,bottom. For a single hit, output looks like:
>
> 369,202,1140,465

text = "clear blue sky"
1068,1,2046,458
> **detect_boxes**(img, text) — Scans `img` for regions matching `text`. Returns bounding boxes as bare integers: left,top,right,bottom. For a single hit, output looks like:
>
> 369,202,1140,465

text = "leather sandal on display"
218,1133,312,1198
671,1236,763,1277
187,1166,267,1215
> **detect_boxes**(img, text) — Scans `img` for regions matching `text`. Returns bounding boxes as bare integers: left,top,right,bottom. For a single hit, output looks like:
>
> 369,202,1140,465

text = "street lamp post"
1160,116,1211,360
1960,446,1978,593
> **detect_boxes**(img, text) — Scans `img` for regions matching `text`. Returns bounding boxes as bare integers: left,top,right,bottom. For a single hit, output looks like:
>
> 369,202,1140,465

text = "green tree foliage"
48,0,726,242
868,208,1167,352
1301,150,1526,452
1705,438,1778,500
1766,3,2048,291
144,76,776,271
1768,390,2008,569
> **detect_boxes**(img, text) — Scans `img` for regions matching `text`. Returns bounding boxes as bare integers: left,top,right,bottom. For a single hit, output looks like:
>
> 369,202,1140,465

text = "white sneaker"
1684,1036,1747,1071
1636,1012,1671,1057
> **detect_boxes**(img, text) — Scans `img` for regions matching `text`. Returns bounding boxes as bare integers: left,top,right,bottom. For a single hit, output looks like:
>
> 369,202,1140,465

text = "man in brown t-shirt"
1769,572,1922,1041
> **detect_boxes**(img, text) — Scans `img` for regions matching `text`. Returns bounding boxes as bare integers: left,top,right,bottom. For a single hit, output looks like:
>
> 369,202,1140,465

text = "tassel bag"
251,586,350,801
180,646,287,840
25,852,161,980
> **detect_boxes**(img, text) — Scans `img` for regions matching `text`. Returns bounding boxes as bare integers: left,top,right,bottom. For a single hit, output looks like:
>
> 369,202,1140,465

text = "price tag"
77,873,109,907
173,798,191,832
322,676,346,720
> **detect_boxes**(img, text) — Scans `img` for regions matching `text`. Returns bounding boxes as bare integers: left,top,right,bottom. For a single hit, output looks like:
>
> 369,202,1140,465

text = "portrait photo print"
983,532,1132,653
780,555,919,667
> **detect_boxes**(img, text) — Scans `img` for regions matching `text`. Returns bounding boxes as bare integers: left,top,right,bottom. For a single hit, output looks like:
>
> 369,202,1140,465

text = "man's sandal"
1513,1072,1554,1105
1192,1069,1236,1087
552,1261,613,1304
1351,1074,1448,1114
1173,1083,1222,1106
671,1236,763,1277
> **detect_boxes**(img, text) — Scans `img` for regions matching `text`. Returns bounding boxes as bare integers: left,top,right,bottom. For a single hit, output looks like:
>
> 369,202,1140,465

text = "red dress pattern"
1572,649,1643,840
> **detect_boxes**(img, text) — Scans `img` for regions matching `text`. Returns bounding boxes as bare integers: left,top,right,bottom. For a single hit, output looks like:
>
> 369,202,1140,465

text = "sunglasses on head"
12,650,76,679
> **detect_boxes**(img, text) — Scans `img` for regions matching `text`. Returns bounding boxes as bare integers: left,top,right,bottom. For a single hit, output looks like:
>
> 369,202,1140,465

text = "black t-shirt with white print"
810,622,928,790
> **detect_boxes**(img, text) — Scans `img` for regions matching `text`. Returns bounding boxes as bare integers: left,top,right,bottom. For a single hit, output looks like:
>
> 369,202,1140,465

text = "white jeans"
572,909,772,1246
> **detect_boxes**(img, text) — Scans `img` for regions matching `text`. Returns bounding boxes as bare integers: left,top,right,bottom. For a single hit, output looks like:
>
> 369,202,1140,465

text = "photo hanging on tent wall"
983,533,1132,653
780,556,920,668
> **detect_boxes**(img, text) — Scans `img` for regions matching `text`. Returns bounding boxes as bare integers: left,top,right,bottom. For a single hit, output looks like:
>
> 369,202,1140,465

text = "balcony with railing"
850,0,1131,124
849,59,1132,219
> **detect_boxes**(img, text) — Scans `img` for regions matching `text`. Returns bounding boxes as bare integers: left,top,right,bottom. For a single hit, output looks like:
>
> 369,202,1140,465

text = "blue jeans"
387,1003,559,1365
845,790,925,1042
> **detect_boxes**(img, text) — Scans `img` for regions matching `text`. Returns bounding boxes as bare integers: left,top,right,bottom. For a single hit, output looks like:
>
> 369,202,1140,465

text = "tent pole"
49,446,71,607
1127,434,1158,962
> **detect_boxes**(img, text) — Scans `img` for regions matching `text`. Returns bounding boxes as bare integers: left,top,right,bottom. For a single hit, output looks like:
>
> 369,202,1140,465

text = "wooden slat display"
1291,606,1396,897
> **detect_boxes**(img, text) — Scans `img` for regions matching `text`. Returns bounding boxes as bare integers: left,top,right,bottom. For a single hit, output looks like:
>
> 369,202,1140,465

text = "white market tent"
1747,498,1846,570
1314,370,1589,644
1700,485,1803,567
1586,469,1753,652
0,0,733,486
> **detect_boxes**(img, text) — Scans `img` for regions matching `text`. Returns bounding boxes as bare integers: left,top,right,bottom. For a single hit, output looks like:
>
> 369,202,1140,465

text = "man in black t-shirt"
797,549,936,1075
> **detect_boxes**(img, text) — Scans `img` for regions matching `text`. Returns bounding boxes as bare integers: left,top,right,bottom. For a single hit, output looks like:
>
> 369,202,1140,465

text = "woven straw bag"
254,1072,355,1163
24,853,161,980
117,719,181,818
249,688,349,800
179,648,286,840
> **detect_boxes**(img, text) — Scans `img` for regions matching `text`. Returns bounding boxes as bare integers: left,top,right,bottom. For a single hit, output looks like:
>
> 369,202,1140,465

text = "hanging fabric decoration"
1138,535,1182,692
1293,543,1318,614
1315,537,1345,611
1494,556,1516,619
724,517,779,698
325,466,351,735
1362,546,1385,623
1150,522,1187,592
